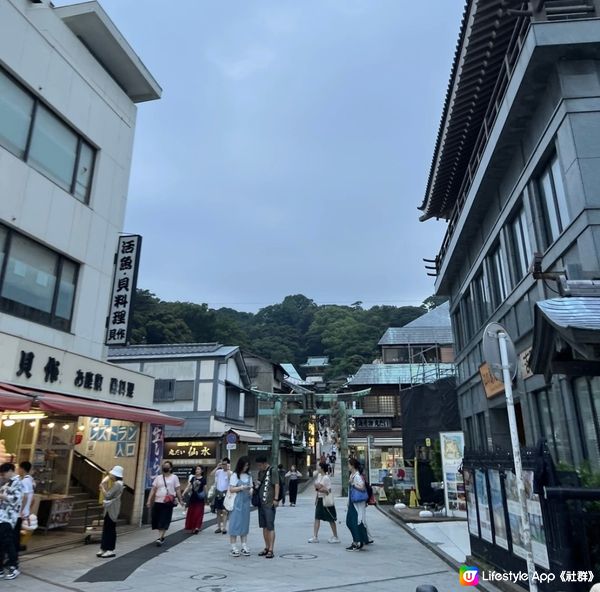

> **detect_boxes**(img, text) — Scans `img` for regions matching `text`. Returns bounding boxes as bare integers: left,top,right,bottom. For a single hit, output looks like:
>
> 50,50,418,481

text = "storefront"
0,335,183,529
163,438,219,483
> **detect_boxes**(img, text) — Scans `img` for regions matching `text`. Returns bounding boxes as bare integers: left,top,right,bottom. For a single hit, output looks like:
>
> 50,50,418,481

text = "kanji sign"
164,440,217,462
105,235,142,346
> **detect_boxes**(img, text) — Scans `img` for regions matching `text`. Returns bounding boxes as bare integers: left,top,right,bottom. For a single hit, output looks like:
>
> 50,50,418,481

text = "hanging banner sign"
105,235,142,346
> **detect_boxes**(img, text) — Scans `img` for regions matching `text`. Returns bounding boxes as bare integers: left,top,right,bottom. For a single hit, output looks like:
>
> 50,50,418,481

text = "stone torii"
252,388,371,495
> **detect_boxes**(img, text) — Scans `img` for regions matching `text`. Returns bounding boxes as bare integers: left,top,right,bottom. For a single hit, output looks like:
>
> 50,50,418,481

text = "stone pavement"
9,477,492,592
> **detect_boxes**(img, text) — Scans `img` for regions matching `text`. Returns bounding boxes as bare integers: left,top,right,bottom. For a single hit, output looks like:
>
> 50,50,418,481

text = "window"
0,70,34,158
573,377,600,471
534,384,573,465
378,395,396,414
464,416,474,450
0,68,95,203
460,292,474,342
153,379,175,402
383,347,409,363
488,244,509,308
0,224,78,331
360,395,397,415
473,268,492,328
476,412,488,450
537,153,570,247
509,207,533,283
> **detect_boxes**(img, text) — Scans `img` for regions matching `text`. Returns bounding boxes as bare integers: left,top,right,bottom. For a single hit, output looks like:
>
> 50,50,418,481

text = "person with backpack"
254,454,280,559
345,458,369,550
183,465,206,534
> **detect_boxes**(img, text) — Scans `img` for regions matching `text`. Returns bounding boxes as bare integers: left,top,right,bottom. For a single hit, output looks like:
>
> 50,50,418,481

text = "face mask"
162,466,170,473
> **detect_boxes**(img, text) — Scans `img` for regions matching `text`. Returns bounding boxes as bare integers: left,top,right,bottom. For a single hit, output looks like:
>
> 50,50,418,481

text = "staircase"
65,483,101,531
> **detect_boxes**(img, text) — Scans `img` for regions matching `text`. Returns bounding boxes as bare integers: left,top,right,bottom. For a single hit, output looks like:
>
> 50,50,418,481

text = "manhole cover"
195,587,237,592
191,574,227,581
280,553,318,560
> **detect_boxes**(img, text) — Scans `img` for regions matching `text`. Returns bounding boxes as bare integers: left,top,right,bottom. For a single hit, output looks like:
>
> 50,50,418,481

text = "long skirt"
288,480,299,504
185,501,205,531
346,502,369,544
151,502,174,531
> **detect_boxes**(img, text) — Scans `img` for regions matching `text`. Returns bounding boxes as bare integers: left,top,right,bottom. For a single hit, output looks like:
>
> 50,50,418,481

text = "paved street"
11,481,478,592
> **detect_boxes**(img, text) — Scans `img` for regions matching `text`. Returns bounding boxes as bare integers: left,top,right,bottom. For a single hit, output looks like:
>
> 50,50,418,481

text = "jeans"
0,522,17,569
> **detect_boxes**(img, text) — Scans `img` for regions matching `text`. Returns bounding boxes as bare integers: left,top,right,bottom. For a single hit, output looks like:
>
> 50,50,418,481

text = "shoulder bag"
163,475,176,506
323,490,335,507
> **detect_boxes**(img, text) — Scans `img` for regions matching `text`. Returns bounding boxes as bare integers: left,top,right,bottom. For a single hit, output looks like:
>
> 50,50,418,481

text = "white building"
0,0,178,529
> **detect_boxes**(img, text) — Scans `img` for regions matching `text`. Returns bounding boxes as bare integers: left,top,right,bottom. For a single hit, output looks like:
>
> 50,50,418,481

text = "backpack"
363,475,376,505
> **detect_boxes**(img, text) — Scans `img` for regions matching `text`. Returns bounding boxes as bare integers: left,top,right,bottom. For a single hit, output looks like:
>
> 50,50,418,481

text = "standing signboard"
439,431,466,518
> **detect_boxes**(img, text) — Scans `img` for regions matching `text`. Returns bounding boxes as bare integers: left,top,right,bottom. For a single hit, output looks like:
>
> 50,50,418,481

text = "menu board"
488,470,508,550
440,432,466,516
475,469,493,543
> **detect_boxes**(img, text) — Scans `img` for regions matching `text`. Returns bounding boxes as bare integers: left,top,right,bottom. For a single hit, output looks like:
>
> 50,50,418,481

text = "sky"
56,0,465,312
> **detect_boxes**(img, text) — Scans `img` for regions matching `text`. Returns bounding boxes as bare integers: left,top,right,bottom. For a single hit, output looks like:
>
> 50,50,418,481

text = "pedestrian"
184,465,206,534
285,465,302,506
146,460,183,546
254,454,280,559
227,456,252,557
15,461,34,562
96,466,124,558
308,462,340,544
330,452,337,476
346,458,369,551
277,464,286,505
211,458,231,534
0,463,23,580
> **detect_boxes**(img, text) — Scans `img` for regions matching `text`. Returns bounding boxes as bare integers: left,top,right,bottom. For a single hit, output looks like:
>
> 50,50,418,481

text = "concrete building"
0,0,180,529
108,344,262,480
420,0,600,577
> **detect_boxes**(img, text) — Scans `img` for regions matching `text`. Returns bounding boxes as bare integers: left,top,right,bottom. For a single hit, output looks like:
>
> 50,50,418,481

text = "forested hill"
130,291,444,380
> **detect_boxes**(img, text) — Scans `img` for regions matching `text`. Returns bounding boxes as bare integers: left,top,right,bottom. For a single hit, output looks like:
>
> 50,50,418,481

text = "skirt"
185,501,205,531
152,502,175,531
315,497,337,522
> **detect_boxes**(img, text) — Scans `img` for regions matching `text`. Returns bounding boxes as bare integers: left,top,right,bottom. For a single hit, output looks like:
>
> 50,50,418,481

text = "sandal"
258,548,269,556
265,550,274,559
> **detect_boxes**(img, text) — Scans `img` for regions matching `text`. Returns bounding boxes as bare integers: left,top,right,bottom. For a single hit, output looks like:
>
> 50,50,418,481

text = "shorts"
258,504,276,531
214,492,226,511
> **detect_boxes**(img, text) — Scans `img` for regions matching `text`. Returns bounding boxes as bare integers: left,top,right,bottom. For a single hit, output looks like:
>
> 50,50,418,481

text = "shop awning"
228,428,262,443
0,384,33,412
531,297,600,378
36,392,184,426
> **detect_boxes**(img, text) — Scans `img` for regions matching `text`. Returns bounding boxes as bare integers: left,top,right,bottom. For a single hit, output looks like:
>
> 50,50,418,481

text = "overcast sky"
57,0,464,312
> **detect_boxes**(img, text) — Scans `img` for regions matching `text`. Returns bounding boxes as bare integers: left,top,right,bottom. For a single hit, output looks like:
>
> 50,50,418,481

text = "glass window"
510,207,533,282
473,269,491,328
537,153,570,246
378,396,395,414
574,377,600,471
55,259,77,320
462,291,474,341
28,106,78,192
74,141,94,202
476,412,488,449
0,225,78,330
362,396,379,414
0,70,34,158
1,234,57,313
489,244,509,308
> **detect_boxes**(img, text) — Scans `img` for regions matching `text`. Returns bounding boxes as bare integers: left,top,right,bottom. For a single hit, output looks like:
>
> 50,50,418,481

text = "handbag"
323,491,335,508
223,490,236,512
163,475,176,506
350,486,369,503
251,488,261,507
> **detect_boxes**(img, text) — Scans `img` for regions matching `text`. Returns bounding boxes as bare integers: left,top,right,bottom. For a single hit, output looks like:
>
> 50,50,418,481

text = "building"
347,305,455,484
300,356,329,390
108,343,262,480
0,0,182,529
420,0,600,578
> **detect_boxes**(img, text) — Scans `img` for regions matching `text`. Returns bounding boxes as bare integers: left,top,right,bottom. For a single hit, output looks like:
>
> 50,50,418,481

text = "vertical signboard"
488,469,509,550
105,235,142,346
475,469,493,543
440,431,466,517
145,424,164,489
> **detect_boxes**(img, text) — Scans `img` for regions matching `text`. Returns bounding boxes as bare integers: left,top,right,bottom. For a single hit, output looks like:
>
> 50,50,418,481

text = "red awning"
0,384,33,412
36,392,184,426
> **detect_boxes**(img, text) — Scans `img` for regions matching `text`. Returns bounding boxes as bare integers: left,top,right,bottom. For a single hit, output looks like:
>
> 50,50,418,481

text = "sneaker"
156,538,164,547
5,567,19,580
328,536,340,544
241,547,250,556
96,550,105,557
230,548,240,557
0,570,5,579
307,537,319,543
214,528,222,534
101,551,116,558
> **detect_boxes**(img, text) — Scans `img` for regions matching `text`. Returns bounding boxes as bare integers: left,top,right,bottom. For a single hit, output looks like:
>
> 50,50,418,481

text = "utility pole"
271,400,281,468
339,400,348,496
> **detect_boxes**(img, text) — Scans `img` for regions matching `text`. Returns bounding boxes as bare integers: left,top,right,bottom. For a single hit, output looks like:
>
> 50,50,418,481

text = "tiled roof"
280,363,302,380
379,303,452,345
348,363,455,386
301,357,329,367
108,343,238,359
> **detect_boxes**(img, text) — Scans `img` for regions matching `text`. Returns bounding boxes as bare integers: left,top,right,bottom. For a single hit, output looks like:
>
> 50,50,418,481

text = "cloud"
207,46,275,81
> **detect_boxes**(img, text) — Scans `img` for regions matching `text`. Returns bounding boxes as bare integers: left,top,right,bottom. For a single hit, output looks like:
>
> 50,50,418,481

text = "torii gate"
253,388,371,495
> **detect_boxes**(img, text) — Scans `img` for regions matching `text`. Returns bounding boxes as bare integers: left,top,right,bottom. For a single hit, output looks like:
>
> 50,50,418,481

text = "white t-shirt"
315,473,331,498
215,468,230,492
21,475,34,516
152,473,180,503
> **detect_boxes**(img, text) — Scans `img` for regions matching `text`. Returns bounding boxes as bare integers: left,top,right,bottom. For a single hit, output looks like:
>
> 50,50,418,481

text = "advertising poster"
475,469,493,543
488,470,508,550
440,432,466,517
463,469,479,536
505,470,528,560
145,424,164,489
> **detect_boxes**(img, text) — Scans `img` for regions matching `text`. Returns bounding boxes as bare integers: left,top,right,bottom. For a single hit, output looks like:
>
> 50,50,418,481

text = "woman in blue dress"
228,456,252,556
